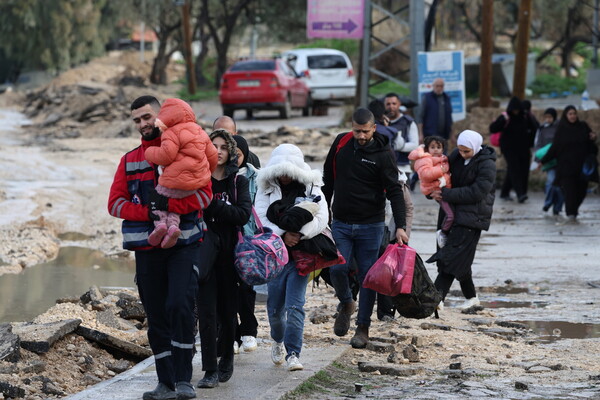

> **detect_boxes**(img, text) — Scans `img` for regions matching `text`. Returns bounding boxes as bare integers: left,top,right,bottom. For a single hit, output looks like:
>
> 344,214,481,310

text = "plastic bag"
363,244,416,296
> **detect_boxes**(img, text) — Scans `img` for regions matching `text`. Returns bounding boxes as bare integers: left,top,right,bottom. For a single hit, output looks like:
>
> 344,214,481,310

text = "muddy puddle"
516,320,600,343
0,246,134,323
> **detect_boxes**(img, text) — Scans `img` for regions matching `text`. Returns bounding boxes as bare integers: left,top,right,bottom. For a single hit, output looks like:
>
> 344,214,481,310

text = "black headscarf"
233,135,249,168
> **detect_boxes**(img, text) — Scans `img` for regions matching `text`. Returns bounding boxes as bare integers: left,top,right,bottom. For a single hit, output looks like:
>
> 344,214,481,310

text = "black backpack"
392,253,442,319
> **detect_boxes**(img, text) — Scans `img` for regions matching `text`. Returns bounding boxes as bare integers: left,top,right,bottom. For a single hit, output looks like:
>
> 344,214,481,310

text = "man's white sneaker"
460,296,480,309
286,353,303,371
241,336,257,352
436,230,447,248
436,301,444,312
233,341,239,355
271,342,285,365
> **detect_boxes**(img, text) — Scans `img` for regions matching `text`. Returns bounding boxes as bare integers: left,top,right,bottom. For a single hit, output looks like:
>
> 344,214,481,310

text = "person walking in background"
428,130,496,310
231,135,260,354
490,97,537,203
533,108,563,220
323,108,408,348
409,136,454,248
419,78,453,142
145,98,217,248
540,105,598,225
108,96,213,400
255,144,329,371
196,129,251,389
213,115,261,168
384,93,420,185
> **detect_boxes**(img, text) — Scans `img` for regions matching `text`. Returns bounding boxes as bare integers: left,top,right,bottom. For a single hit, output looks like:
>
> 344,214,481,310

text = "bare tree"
201,0,254,88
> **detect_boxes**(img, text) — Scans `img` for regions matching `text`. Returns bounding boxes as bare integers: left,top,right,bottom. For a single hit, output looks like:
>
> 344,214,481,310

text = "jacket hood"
408,145,429,161
156,98,197,128
258,144,323,191
210,129,239,178
506,96,523,116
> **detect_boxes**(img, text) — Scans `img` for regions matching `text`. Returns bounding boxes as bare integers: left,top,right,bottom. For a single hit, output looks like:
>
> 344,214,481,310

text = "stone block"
0,324,20,362
11,319,81,354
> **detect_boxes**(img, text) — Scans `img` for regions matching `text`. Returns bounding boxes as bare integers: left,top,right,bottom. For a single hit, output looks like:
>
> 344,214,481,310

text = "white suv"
283,48,356,102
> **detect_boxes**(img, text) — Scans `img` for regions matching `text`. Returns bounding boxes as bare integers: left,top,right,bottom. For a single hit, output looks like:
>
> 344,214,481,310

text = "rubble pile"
0,286,150,399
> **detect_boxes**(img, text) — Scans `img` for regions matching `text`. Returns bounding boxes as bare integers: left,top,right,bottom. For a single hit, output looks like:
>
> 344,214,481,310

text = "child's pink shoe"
148,223,168,246
161,225,181,249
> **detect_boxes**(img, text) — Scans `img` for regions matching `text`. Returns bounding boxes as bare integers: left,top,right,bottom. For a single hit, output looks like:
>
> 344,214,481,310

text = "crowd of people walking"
108,92,597,400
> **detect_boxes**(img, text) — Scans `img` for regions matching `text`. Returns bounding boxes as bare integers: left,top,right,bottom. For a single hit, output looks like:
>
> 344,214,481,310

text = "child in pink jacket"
145,98,218,248
408,136,454,247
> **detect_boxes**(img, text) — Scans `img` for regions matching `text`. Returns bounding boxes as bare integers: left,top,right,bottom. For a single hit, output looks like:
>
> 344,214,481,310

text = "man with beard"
323,107,408,349
108,95,212,400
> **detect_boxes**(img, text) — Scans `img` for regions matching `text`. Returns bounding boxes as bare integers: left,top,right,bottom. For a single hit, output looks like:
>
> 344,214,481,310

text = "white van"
283,48,356,101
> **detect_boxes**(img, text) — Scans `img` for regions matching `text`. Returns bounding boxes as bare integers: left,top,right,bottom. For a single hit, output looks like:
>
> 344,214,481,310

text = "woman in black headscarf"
490,96,538,202
541,105,598,224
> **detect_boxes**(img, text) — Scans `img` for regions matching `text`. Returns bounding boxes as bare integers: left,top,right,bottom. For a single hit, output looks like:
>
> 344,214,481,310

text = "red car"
219,58,311,119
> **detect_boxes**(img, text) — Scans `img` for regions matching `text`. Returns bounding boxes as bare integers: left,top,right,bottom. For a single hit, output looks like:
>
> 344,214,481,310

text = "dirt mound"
18,51,184,142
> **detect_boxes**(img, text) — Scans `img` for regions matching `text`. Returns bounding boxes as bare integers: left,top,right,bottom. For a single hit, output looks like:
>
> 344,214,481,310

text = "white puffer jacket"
255,144,328,239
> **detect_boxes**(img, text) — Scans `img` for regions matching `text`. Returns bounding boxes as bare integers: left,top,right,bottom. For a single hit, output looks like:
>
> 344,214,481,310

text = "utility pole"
512,0,532,99
479,0,494,107
181,0,196,94
358,0,372,108
140,0,146,62
593,0,599,68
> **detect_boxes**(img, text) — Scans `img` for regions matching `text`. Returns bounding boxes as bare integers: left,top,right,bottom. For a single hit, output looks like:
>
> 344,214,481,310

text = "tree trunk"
150,39,170,85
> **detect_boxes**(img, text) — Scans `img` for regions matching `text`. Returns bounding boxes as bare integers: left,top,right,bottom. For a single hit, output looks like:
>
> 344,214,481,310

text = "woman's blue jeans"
329,220,385,327
267,260,309,358
544,168,564,214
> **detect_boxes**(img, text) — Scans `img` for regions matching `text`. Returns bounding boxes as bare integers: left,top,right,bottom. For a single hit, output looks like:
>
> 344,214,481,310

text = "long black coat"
440,145,497,231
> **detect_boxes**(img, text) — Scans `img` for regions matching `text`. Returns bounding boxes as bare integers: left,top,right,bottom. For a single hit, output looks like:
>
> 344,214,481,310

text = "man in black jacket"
323,108,408,348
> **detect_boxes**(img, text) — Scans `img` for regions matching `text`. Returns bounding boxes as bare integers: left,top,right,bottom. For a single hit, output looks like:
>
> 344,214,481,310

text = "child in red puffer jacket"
145,98,217,248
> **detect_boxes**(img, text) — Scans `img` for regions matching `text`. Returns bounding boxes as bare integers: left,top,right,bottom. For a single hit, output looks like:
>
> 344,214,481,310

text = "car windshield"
230,61,275,71
307,55,347,69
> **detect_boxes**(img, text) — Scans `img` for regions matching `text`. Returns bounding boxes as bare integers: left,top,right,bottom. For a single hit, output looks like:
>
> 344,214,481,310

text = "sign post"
417,51,466,121
307,0,364,39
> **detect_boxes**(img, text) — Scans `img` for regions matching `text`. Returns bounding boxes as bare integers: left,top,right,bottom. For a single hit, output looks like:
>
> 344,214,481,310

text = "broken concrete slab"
358,362,424,376
11,319,81,354
366,341,395,353
0,323,20,362
75,325,152,361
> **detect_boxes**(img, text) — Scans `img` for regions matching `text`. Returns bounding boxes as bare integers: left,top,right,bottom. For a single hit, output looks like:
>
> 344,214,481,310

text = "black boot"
333,301,356,336
143,383,177,400
196,371,219,389
218,355,234,382
350,324,369,349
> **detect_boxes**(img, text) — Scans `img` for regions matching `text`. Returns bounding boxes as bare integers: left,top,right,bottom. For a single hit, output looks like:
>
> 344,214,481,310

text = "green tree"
0,0,119,76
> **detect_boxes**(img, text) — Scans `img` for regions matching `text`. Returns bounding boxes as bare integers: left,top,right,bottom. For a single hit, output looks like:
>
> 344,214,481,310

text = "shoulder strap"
333,132,353,180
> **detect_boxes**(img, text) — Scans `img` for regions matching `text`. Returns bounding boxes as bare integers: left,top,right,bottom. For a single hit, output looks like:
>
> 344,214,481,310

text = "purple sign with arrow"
307,0,364,39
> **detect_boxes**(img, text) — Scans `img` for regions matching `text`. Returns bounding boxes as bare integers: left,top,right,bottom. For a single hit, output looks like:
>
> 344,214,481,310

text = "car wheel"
246,109,254,119
302,94,312,117
279,95,291,119
223,107,234,118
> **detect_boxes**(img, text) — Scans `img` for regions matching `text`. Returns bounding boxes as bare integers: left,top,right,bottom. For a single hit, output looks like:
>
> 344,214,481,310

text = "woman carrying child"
428,130,496,309
408,135,453,247
255,144,329,371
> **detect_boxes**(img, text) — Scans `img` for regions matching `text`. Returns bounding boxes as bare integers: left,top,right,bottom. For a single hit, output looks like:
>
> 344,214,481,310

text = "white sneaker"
286,353,304,371
436,230,447,248
271,342,285,365
233,341,239,355
436,301,444,312
241,336,257,352
460,296,481,309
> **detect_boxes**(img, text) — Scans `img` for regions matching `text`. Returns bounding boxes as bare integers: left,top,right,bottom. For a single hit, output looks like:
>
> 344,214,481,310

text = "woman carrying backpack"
428,130,496,309
255,144,328,371
196,129,251,388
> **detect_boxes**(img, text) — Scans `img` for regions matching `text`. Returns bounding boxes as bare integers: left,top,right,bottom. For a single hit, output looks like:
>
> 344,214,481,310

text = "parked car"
219,58,311,119
283,48,356,102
